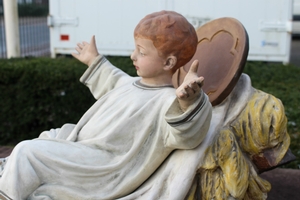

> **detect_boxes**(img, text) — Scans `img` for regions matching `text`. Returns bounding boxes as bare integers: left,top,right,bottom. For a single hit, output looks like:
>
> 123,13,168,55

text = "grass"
243,61,300,169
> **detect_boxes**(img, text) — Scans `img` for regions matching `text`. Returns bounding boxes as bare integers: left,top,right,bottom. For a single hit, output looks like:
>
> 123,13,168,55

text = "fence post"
3,0,20,58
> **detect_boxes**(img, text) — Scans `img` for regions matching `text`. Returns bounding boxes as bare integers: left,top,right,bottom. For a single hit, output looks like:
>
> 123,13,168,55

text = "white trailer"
47,0,294,64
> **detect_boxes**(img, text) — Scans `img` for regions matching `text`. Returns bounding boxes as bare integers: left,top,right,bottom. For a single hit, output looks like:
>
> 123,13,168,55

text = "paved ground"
0,146,299,199
261,168,300,200
0,146,13,158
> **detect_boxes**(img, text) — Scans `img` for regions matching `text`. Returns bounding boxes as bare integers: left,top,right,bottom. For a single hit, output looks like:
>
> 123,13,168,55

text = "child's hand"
72,35,99,66
176,60,204,111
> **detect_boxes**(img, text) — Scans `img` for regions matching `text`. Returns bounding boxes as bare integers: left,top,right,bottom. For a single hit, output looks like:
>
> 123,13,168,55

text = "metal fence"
0,16,50,58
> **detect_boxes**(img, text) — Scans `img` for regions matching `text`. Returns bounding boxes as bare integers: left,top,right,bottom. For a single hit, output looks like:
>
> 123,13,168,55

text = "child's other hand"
72,35,99,66
176,60,204,111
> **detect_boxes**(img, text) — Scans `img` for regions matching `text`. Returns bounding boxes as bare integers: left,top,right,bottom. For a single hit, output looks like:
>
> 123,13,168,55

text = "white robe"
118,73,254,200
0,56,212,200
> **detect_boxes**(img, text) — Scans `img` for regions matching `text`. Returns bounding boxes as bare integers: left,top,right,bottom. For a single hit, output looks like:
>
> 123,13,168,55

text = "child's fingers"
188,81,199,94
177,88,188,99
188,77,203,91
194,77,204,87
77,43,84,48
179,85,195,99
177,92,184,99
189,60,199,74
75,46,81,53
90,35,96,46
184,85,194,97
178,93,185,99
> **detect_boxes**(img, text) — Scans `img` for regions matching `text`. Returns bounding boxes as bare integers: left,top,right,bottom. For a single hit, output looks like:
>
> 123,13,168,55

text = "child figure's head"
134,10,198,73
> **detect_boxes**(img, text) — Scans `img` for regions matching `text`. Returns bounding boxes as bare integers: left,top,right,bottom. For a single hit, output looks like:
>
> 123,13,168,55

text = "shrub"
18,3,48,17
0,56,135,145
0,57,93,144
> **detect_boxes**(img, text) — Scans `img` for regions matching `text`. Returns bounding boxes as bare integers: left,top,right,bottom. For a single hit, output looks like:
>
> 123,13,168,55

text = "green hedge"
0,57,93,144
0,56,134,145
18,4,49,17
0,3,48,17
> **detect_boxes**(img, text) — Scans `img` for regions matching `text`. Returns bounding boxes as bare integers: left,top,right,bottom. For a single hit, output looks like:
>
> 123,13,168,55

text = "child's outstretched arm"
72,35,99,66
176,60,204,112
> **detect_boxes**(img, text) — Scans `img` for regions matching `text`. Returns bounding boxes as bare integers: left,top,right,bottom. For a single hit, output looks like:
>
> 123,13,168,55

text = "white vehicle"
294,0,300,16
293,0,300,35
48,0,294,64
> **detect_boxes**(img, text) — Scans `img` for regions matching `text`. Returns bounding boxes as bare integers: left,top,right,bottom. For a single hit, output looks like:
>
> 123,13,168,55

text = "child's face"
131,37,171,85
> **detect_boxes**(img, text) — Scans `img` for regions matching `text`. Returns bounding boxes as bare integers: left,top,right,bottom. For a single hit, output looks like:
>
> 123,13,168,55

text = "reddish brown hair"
134,10,198,73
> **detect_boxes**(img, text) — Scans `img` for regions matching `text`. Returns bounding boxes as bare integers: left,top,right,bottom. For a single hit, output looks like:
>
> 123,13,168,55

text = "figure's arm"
164,90,212,150
72,36,132,99
176,60,204,112
163,60,212,149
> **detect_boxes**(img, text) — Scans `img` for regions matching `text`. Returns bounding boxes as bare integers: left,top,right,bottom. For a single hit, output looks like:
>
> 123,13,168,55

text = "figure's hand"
72,35,99,66
176,60,204,111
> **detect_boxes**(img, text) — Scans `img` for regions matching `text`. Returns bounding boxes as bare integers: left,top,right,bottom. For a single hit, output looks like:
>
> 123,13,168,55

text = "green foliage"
106,56,137,76
0,3,48,17
0,56,135,145
0,57,95,144
18,4,49,17
244,62,300,169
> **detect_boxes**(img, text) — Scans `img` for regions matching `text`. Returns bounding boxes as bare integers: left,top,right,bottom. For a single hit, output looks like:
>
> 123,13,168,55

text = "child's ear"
164,56,177,70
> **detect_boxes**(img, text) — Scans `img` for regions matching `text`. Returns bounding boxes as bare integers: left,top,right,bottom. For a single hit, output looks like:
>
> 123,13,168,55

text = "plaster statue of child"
0,10,212,200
